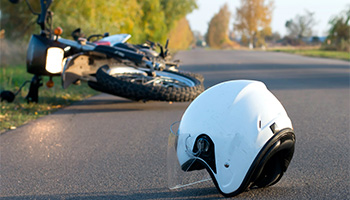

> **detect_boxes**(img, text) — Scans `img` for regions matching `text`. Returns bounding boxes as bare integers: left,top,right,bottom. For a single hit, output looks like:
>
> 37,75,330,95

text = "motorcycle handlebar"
37,0,53,31
13,0,53,32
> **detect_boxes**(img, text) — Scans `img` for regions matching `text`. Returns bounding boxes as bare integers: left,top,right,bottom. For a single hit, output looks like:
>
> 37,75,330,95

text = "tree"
234,0,273,48
136,0,167,43
135,0,197,44
285,10,316,40
1,0,142,40
53,0,142,40
323,6,350,51
168,17,194,50
0,0,197,44
206,4,232,48
0,0,40,40
265,32,281,43
160,0,197,31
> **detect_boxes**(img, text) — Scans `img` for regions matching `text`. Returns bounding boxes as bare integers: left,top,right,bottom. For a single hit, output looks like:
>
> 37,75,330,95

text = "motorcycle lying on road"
1,0,204,103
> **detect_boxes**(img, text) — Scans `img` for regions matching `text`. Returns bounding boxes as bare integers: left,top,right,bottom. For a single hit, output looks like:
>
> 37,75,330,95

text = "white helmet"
167,80,295,197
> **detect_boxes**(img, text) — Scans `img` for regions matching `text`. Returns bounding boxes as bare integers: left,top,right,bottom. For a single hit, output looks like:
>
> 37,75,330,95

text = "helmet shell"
177,80,293,195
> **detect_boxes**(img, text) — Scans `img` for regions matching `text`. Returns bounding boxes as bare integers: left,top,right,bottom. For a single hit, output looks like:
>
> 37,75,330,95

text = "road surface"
1,49,349,199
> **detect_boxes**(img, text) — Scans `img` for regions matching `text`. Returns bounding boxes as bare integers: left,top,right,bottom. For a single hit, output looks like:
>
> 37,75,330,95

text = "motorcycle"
1,0,204,103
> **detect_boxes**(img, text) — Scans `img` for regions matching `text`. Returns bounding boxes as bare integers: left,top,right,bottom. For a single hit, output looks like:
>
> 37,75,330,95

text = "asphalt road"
1,50,349,199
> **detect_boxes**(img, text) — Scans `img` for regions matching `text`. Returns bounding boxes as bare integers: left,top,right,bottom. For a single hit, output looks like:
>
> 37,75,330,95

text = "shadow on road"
0,187,221,200
52,95,188,115
75,99,134,106
1,185,312,200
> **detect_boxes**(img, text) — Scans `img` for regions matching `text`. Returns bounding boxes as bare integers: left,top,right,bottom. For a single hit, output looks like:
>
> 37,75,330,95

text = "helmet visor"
167,122,211,190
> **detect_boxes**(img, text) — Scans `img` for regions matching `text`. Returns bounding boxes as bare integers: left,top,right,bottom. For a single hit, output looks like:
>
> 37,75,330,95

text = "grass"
270,48,350,61
1,65,99,133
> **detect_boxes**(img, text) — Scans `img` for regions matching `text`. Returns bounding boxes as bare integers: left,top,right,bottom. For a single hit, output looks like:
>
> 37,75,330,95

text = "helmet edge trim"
212,128,295,197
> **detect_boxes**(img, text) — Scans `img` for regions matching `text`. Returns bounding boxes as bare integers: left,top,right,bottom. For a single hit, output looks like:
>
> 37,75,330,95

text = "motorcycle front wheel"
88,65,205,102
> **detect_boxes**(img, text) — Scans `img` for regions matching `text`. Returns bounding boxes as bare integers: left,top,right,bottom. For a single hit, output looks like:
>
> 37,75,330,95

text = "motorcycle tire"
89,65,205,102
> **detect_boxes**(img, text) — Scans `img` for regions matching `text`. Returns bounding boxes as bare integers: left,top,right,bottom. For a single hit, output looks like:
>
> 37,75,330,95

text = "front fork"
25,75,43,103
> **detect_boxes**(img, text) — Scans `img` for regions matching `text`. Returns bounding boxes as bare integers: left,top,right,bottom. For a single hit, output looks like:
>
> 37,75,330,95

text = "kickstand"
25,75,43,103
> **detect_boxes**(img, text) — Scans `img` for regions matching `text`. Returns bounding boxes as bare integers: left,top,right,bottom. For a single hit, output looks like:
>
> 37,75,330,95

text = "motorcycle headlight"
45,47,64,74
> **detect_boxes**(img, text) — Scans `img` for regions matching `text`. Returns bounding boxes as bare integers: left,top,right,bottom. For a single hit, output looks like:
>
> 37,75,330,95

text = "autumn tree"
160,0,197,31
0,0,197,44
53,0,142,40
137,0,197,44
0,0,142,40
136,0,167,43
323,6,350,51
206,4,232,49
234,0,273,48
168,17,194,50
285,10,316,40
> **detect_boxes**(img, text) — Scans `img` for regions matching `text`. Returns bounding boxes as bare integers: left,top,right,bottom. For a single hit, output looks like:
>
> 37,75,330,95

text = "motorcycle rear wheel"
88,65,205,102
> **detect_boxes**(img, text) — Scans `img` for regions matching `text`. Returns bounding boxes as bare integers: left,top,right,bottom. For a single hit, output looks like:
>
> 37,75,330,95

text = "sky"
186,0,350,37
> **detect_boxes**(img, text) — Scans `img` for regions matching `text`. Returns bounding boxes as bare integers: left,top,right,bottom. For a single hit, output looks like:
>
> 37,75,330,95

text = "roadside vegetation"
199,1,349,62
269,48,349,61
0,65,98,133
1,0,197,47
268,7,349,61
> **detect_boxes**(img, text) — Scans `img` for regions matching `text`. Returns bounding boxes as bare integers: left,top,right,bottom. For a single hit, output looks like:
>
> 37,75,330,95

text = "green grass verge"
270,48,350,61
1,65,99,133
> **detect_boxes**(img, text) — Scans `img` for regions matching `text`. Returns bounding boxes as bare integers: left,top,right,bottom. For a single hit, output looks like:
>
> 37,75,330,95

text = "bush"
322,38,350,52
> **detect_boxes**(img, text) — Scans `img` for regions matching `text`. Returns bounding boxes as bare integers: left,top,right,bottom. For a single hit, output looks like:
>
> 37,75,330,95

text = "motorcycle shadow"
53,93,188,115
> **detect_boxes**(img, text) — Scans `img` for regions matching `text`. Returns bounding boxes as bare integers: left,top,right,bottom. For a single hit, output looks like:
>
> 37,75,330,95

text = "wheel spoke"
110,71,194,88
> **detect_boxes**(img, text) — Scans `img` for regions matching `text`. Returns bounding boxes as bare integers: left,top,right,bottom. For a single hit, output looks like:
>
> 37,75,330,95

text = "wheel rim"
110,70,196,88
